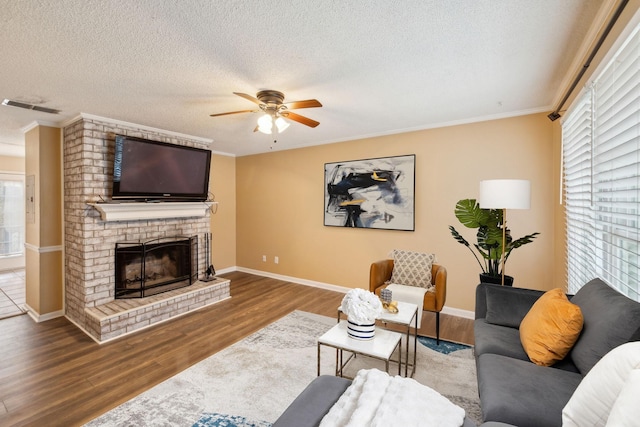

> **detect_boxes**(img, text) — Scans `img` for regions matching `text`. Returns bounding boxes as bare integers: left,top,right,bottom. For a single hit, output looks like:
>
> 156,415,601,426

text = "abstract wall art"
324,154,415,231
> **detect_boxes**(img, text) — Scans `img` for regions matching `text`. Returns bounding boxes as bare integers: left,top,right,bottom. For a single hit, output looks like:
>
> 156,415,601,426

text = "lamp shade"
257,114,273,134
275,116,290,133
479,179,531,209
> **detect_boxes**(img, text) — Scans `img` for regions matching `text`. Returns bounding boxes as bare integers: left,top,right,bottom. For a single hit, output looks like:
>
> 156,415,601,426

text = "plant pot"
480,273,514,287
346,318,376,340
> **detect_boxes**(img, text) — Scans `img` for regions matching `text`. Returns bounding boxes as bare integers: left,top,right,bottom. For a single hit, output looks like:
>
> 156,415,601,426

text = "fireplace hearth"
115,236,198,298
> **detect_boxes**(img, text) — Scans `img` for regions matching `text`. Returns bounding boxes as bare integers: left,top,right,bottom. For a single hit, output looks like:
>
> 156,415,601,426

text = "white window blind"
563,91,596,293
563,23,640,300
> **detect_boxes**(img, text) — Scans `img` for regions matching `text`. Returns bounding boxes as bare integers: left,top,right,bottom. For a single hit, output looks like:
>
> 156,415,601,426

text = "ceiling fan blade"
210,109,256,117
234,92,263,105
283,99,322,109
282,111,320,128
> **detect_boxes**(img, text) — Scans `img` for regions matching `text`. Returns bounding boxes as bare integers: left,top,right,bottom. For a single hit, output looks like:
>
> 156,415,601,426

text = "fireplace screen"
115,236,198,298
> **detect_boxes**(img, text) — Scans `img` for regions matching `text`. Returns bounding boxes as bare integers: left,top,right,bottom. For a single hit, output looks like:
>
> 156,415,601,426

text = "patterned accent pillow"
389,249,435,289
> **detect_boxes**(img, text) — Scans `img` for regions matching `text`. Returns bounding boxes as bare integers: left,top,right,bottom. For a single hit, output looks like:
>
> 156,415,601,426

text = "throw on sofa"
474,278,640,427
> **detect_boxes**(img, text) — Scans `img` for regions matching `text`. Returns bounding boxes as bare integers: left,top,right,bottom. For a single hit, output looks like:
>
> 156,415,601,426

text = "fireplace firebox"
115,236,198,298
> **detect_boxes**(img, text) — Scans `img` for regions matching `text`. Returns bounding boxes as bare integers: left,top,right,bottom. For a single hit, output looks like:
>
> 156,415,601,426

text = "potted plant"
449,199,539,286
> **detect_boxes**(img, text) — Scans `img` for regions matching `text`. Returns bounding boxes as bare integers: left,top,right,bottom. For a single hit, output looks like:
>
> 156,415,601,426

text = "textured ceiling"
0,0,605,156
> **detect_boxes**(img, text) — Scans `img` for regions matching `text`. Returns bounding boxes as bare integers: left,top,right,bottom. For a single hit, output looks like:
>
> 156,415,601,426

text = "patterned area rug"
85,311,480,426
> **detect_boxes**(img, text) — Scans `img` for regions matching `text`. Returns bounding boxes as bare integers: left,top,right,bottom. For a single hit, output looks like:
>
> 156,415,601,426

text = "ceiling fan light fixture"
275,116,290,133
257,114,273,134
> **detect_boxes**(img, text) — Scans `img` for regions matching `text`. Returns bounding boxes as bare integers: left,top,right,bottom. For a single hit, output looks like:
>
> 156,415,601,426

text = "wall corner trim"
24,243,63,253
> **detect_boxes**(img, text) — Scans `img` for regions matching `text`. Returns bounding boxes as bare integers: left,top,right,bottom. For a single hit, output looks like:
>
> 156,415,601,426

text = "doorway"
0,173,26,319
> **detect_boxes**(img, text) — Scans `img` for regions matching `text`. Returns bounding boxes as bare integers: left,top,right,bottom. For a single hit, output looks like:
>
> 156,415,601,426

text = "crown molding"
62,113,214,145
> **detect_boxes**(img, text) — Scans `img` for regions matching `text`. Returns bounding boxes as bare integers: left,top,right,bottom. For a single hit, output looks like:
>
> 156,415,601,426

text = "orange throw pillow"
520,288,584,366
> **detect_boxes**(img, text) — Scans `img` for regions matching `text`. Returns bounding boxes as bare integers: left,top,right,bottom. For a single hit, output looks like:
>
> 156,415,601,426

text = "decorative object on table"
380,288,398,313
340,288,383,340
324,154,415,231
381,300,399,314
449,183,539,286
380,288,392,303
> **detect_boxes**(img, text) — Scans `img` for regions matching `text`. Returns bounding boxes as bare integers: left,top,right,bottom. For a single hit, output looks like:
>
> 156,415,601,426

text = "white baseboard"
441,306,475,320
25,303,65,322
227,266,476,318
236,266,352,293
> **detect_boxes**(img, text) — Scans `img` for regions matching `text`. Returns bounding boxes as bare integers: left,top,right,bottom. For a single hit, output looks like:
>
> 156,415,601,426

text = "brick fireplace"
63,115,229,343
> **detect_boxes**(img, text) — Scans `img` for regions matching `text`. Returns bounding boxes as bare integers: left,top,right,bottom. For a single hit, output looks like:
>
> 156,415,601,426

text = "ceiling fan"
210,90,322,134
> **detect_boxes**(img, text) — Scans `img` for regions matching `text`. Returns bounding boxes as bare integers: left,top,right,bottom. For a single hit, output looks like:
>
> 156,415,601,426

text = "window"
563,23,640,301
0,174,24,258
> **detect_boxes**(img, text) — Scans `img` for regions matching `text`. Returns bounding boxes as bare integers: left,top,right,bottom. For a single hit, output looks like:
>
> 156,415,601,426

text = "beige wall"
210,153,237,270
0,155,24,173
236,113,561,311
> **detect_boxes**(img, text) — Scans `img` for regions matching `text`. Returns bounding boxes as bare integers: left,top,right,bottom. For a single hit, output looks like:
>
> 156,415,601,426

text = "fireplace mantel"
88,201,217,222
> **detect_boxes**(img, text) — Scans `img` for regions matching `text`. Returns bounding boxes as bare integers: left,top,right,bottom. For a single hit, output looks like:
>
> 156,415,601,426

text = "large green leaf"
454,199,490,228
449,225,470,247
451,198,540,277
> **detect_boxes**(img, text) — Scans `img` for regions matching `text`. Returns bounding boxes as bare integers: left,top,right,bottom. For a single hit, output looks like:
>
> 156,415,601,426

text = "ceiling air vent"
2,99,59,114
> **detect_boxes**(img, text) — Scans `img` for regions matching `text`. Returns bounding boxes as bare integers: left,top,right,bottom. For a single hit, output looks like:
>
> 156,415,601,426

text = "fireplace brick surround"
63,115,229,343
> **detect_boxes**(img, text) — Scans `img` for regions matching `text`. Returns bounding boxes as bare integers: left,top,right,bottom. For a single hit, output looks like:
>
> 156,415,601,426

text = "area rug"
86,310,481,426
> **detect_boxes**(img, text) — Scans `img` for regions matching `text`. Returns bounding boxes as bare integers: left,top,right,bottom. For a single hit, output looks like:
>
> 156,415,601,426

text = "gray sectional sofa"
272,278,640,427
474,279,640,427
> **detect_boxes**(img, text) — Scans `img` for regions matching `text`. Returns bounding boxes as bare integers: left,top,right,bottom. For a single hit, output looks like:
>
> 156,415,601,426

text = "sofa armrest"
475,283,546,327
272,376,351,427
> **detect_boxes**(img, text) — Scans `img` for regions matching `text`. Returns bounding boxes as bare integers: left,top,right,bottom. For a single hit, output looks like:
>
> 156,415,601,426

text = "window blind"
562,23,640,300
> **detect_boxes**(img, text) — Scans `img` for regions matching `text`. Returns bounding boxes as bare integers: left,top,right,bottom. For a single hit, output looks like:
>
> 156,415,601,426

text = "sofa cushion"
389,249,435,289
474,319,529,361
484,285,541,328
569,278,640,374
519,288,584,366
477,353,583,427
562,341,640,427
606,369,640,426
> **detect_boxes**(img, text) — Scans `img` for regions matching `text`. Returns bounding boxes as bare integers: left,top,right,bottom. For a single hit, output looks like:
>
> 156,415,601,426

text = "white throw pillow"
389,249,435,289
606,369,640,426
562,341,640,427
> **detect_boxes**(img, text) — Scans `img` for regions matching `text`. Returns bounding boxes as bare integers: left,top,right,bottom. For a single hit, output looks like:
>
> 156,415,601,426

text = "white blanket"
319,369,465,427
386,283,428,328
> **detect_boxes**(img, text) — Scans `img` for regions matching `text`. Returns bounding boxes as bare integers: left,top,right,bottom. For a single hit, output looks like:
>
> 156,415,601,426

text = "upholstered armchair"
369,259,447,343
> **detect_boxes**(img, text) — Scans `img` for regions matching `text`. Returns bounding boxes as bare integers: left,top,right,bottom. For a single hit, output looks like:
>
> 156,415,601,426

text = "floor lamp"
479,180,531,285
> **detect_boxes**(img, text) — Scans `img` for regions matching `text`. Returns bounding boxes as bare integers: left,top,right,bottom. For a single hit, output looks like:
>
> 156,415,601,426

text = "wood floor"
0,271,474,426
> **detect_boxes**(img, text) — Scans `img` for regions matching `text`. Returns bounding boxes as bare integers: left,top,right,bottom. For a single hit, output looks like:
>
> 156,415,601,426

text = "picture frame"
324,154,415,231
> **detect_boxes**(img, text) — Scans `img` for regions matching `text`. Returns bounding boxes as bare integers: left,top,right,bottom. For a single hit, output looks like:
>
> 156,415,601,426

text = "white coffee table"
317,321,402,377
338,301,418,377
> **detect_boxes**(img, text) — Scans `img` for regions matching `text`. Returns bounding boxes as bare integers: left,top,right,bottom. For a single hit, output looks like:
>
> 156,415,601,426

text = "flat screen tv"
112,135,211,202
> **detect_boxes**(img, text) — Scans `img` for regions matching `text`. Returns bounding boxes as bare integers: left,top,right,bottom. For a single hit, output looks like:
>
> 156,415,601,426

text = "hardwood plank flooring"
0,271,474,426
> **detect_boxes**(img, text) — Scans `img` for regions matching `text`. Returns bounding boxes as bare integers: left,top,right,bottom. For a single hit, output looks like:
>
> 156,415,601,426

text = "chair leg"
436,311,440,345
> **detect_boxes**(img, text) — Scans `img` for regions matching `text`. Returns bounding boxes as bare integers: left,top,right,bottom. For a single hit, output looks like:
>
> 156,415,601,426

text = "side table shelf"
317,321,402,378
338,302,418,377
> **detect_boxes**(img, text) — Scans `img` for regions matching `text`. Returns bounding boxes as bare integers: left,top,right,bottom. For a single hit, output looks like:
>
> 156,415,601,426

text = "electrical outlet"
274,256,279,264
262,255,266,262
